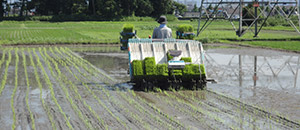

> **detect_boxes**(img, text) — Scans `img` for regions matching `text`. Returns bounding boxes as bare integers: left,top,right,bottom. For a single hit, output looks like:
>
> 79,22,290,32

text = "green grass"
0,20,299,51
223,40,300,51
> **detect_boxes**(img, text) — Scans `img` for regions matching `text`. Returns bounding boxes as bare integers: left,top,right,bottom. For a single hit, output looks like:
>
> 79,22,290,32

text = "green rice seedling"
0,49,7,74
0,48,12,96
131,90,182,129
41,48,108,130
22,49,36,130
164,90,239,129
48,48,127,129
35,48,83,130
62,47,116,83
122,24,134,33
177,24,194,33
144,57,157,76
0,49,6,62
28,48,56,130
11,48,19,130
180,57,191,62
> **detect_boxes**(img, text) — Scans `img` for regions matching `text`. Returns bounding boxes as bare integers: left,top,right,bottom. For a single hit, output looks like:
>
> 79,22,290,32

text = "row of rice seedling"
58,47,181,129
51,47,127,128
175,90,255,129
149,90,213,129
161,90,238,129
59,47,177,129
21,49,36,130
40,48,107,129
62,47,116,84
129,90,185,129
0,48,12,96
11,48,19,130
118,91,172,129
59,47,171,129
206,90,300,129
33,48,76,130
28,48,56,129
0,49,7,70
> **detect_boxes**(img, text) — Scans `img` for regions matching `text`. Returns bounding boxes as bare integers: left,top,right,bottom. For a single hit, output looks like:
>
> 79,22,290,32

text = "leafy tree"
282,6,288,14
173,1,187,15
120,0,137,16
0,0,3,20
135,0,153,16
19,0,25,16
97,0,122,20
5,2,10,16
88,0,96,15
151,0,173,17
192,4,198,12
207,4,212,11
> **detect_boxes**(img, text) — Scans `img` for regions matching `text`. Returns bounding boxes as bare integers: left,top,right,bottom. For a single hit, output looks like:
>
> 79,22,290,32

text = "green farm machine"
120,24,210,91
128,39,207,91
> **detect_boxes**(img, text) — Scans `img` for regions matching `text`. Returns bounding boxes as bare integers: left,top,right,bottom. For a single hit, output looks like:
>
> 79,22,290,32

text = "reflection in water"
205,48,300,91
80,53,129,81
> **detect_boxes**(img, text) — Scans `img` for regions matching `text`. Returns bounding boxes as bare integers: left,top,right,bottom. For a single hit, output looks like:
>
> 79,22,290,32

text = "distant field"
0,20,299,49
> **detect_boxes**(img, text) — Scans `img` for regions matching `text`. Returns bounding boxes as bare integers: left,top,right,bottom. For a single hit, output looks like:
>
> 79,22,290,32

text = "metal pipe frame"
197,0,300,37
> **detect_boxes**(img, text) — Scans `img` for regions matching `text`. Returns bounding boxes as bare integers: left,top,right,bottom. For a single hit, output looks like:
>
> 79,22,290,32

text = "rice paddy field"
0,21,299,48
0,20,300,129
0,46,299,129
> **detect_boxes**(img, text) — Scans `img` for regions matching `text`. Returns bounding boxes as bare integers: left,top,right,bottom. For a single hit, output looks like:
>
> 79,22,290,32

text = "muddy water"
205,46,300,122
72,45,300,123
71,46,129,82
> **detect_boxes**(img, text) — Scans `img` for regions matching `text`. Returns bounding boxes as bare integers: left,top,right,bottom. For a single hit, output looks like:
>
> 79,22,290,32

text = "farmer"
152,16,172,39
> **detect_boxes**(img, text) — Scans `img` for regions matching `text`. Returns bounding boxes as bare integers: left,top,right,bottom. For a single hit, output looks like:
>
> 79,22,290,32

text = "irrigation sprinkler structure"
197,0,300,37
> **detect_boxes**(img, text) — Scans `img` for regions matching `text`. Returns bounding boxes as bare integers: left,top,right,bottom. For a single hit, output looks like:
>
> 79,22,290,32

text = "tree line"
0,0,187,20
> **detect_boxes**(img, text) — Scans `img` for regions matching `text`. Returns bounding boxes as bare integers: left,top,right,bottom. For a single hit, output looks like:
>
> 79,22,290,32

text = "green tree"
173,1,187,15
5,2,10,16
19,0,25,16
151,0,173,17
88,0,96,15
207,4,212,11
0,0,3,20
120,0,137,16
97,0,122,20
135,0,153,16
192,4,198,12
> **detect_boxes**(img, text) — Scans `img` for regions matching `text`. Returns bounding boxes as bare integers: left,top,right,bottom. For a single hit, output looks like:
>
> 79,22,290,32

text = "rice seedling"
28,48,56,129
40,48,108,130
0,48,12,96
22,49,36,130
33,48,80,130
11,48,19,130
53,48,129,128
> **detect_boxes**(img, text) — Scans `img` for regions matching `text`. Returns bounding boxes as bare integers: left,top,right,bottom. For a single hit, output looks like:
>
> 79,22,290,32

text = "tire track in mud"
56,47,185,129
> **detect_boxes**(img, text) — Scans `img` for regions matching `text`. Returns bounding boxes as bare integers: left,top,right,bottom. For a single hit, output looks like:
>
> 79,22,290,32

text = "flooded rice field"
0,45,299,129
